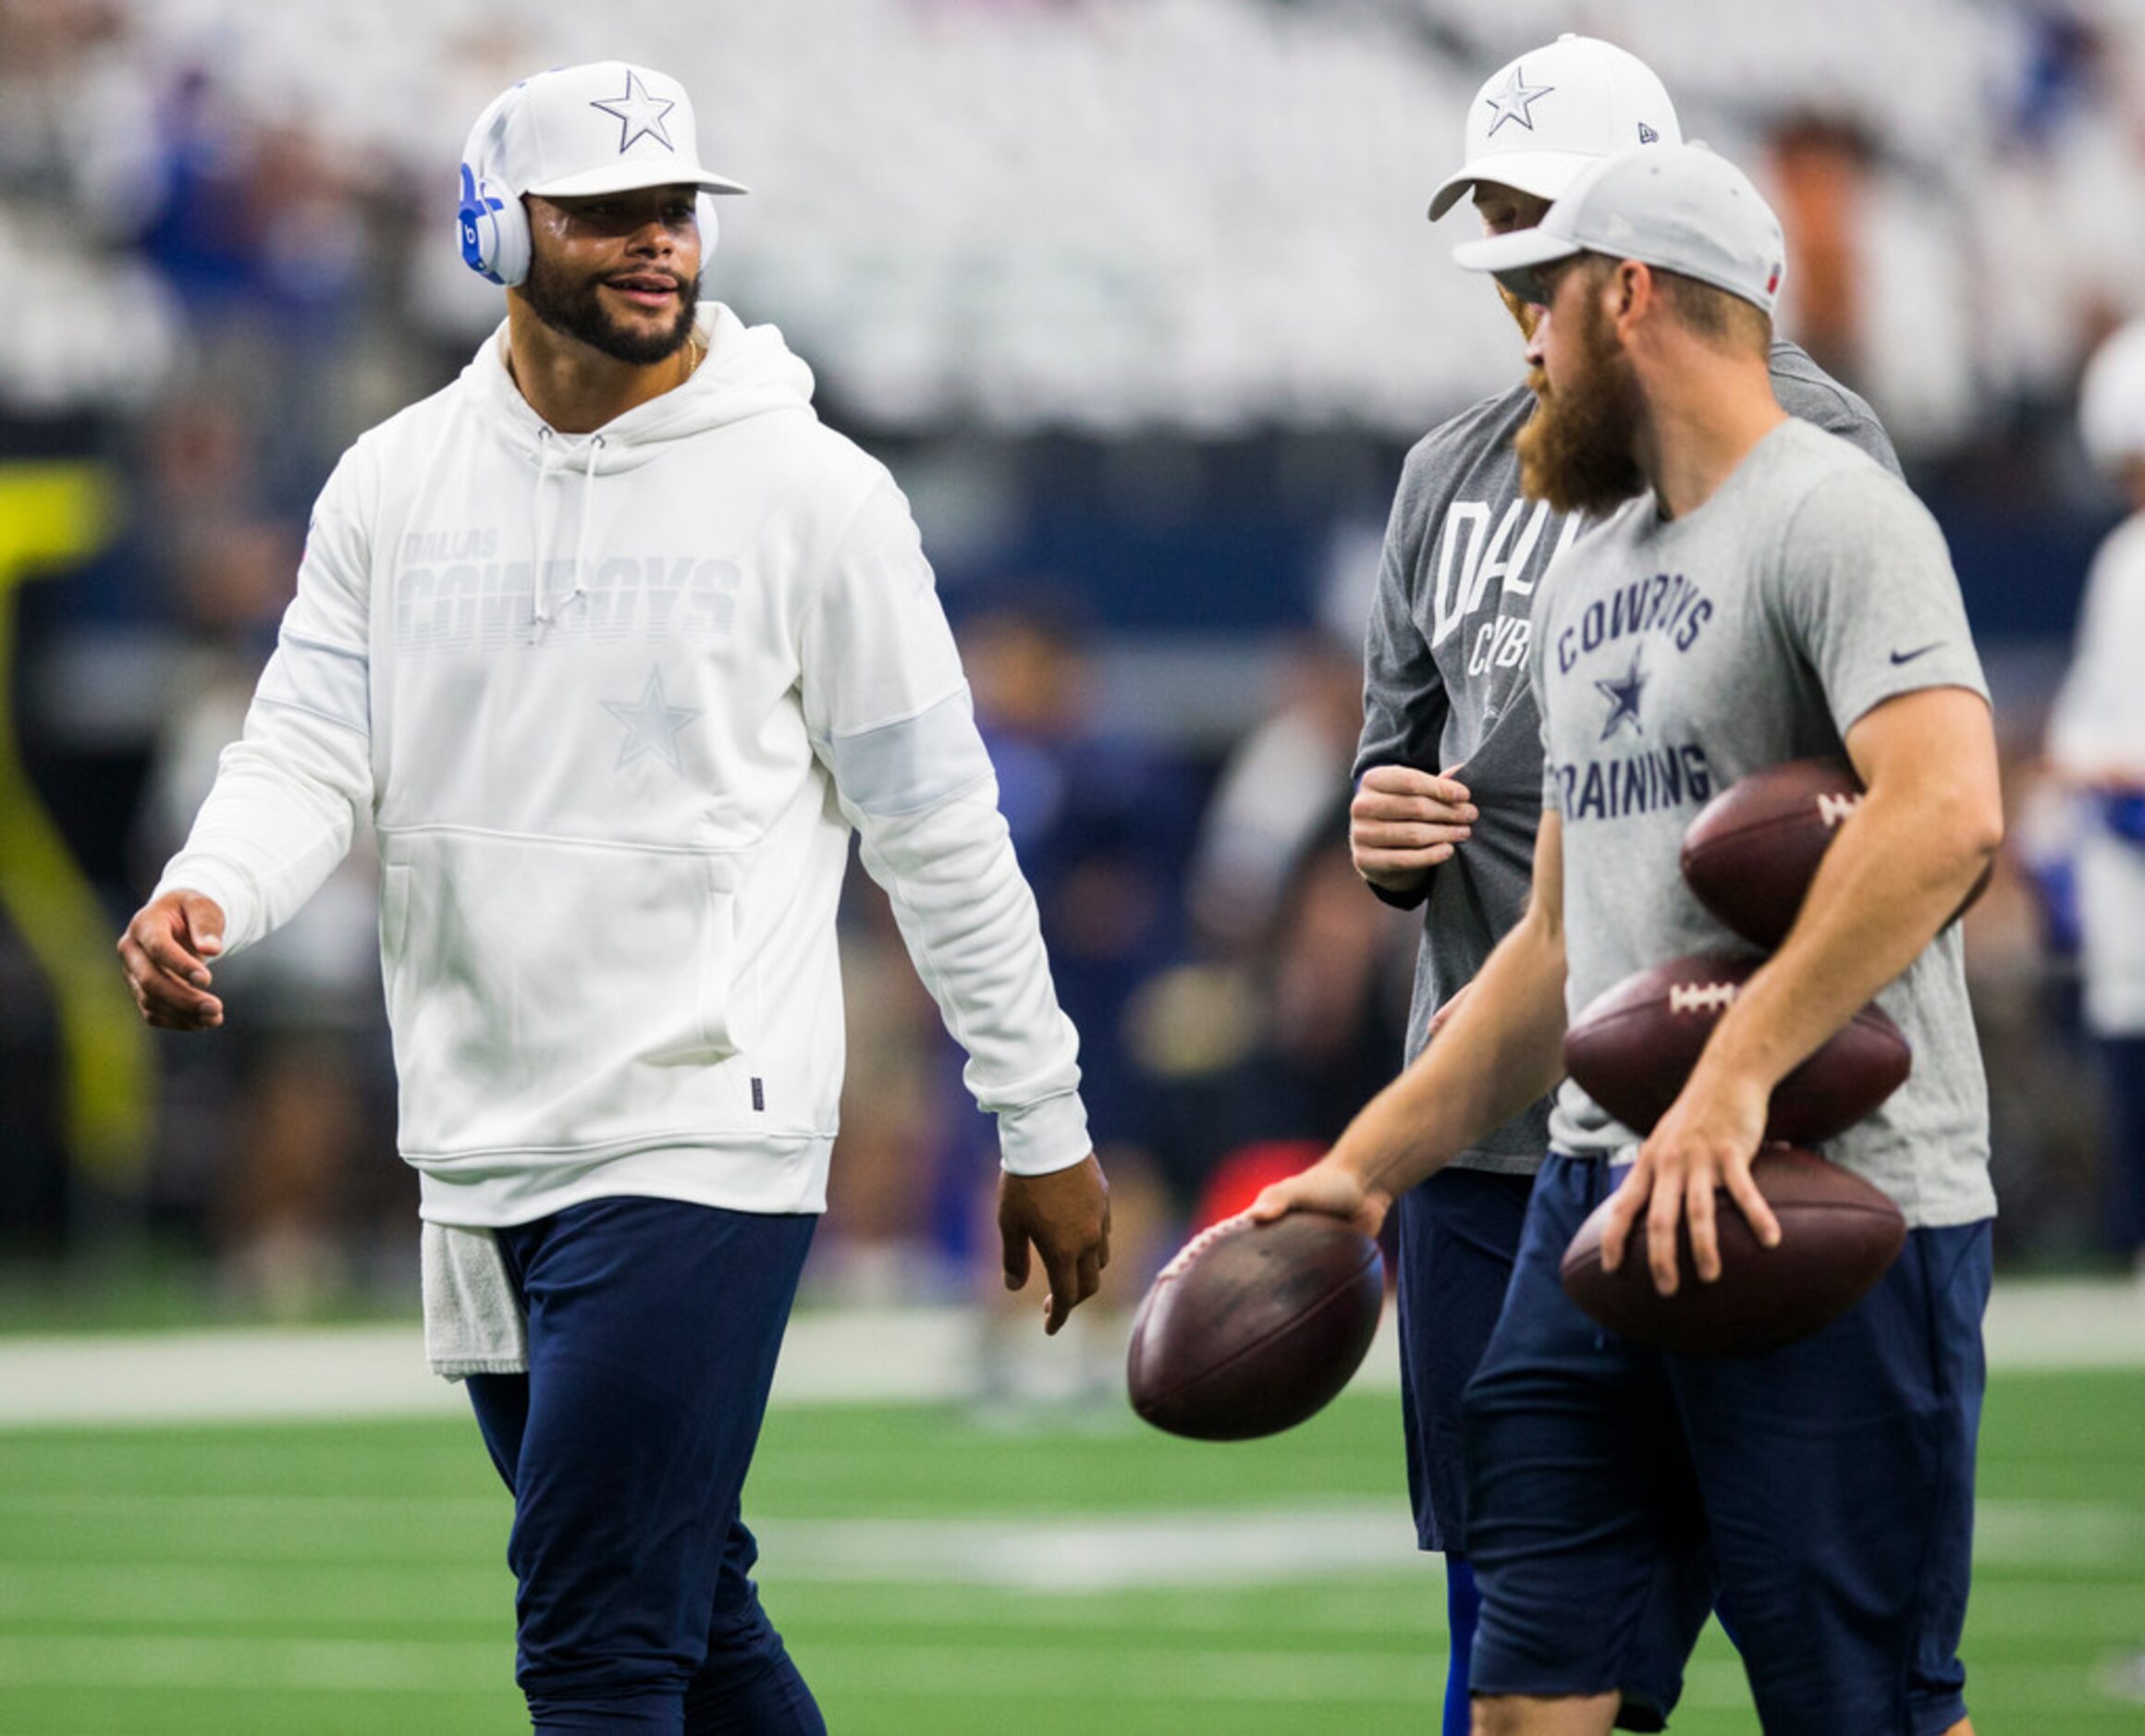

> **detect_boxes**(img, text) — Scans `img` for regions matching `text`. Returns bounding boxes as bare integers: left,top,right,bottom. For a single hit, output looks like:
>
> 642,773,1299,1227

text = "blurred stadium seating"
0,0,2141,1313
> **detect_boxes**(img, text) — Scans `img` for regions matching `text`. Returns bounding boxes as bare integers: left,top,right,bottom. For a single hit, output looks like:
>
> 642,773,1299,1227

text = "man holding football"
1346,34,1897,1731
1263,141,1999,1734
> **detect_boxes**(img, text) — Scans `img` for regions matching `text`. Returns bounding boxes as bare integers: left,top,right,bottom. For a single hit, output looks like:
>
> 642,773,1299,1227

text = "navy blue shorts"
1464,1155,1990,1735
465,1195,825,1735
2100,1035,2145,1256
1395,1166,1536,1552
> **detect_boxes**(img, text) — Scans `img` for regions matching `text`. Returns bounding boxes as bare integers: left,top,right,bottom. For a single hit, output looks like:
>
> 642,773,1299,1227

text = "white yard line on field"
0,1498,2133,1591
0,1278,2138,1429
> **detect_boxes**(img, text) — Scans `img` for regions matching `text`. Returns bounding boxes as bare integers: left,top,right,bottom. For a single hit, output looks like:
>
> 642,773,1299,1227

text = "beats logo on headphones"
457,162,521,287
454,165,512,285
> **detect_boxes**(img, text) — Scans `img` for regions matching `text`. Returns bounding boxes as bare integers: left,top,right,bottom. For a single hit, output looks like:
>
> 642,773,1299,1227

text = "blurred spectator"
1133,823,1411,1213
948,599,1187,1398
1967,742,2107,1259
1767,115,1870,391
2045,319,2145,1270
1764,108,1979,453
0,0,179,415
960,598,1194,1163
1186,631,1365,954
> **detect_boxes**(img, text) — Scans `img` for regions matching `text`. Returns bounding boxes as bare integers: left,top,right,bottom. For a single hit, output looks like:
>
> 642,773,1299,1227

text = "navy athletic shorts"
1395,1166,1536,1552
465,1195,825,1735
1463,1154,1990,1736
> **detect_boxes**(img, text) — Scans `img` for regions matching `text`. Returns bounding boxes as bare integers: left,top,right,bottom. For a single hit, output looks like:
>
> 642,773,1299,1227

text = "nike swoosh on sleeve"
1889,643,1943,665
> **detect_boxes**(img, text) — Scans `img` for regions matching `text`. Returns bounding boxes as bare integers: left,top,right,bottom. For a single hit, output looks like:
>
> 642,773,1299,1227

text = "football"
1126,1210,1384,1441
1563,951,1911,1143
1680,757,1992,946
1680,758,1866,946
1559,1146,1907,1356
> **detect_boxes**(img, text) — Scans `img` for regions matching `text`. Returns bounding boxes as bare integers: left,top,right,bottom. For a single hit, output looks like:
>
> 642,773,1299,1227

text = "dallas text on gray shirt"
1356,340,1899,1174
1531,418,1993,1229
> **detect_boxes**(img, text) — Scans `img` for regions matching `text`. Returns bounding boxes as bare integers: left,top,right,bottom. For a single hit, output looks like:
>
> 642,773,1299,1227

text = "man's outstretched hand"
117,890,227,1031
1248,1155,1392,1240
999,1153,1110,1334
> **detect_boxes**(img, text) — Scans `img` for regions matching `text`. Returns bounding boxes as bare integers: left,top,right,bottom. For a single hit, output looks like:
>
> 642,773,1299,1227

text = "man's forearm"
1330,908,1569,1200
158,709,369,954
1692,764,1999,1102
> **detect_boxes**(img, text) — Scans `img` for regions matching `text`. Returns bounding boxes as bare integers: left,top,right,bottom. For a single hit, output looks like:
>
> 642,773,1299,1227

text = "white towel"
421,1222,529,1379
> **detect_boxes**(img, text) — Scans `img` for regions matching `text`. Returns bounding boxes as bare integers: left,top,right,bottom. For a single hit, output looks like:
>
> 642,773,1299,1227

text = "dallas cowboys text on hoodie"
156,304,1090,1226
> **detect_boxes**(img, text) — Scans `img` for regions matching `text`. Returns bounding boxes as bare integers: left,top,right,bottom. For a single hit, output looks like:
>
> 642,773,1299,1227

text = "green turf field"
0,1373,2139,1733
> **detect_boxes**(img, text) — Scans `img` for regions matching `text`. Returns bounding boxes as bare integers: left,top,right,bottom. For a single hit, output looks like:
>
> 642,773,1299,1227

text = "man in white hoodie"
117,61,1109,1734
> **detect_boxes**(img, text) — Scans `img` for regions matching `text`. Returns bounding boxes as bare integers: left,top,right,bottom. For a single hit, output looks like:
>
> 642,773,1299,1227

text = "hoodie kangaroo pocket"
378,832,744,1155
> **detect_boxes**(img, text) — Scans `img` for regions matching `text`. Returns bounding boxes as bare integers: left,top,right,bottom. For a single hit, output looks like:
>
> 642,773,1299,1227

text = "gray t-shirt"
1356,340,1897,1174
1531,418,1992,1229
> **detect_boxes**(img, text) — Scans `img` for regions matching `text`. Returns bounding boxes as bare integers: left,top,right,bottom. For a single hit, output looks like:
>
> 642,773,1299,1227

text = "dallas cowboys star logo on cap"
1483,64,1554,137
590,71,677,154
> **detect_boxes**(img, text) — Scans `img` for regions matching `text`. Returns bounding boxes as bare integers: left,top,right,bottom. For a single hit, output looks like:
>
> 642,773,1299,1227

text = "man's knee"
1471,1691,1619,1736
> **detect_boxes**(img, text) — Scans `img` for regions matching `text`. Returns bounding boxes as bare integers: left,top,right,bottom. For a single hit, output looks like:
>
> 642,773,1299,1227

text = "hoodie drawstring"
529,430,604,643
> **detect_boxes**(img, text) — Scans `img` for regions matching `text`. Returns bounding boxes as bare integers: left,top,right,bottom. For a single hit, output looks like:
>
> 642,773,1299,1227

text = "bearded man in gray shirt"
1263,143,1998,1735
1344,36,1899,1732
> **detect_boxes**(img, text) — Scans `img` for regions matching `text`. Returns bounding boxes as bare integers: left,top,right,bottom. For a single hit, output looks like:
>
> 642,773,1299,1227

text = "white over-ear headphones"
458,166,720,289
456,157,527,287
456,78,724,289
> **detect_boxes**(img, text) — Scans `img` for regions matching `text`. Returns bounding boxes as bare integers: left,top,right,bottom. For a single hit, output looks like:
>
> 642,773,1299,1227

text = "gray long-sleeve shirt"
1354,339,1899,1173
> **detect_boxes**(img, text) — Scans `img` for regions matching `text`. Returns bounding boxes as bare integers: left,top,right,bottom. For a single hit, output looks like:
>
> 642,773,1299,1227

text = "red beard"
1514,294,1647,517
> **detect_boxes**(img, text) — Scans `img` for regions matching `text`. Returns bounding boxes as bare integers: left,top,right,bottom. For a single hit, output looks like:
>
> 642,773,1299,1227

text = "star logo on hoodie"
602,668,700,772
589,71,678,155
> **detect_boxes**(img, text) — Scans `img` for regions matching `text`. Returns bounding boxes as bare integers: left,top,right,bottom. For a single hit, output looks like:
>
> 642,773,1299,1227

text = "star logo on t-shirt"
1595,648,1648,740
602,668,700,772
1483,65,1554,137
589,71,678,155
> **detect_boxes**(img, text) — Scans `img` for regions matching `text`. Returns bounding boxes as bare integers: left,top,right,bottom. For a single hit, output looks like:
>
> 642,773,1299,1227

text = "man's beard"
1514,296,1646,516
1496,281,1539,341
521,256,701,366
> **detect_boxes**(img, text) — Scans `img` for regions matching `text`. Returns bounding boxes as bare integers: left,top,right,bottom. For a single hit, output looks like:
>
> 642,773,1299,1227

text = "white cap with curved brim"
1452,143,1787,317
1428,34,1679,222
465,60,748,202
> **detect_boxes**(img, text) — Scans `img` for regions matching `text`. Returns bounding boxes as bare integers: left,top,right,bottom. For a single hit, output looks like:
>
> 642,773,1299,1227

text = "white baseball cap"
1452,143,1787,317
2080,319,2145,469
464,60,747,202
1428,34,1680,222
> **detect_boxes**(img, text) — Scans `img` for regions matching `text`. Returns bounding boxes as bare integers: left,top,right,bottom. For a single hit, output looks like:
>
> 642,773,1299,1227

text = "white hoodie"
157,304,1089,1225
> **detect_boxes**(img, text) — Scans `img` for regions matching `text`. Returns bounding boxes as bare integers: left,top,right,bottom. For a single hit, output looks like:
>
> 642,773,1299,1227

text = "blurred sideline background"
1,0,2143,1729
7,0,2145,1319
